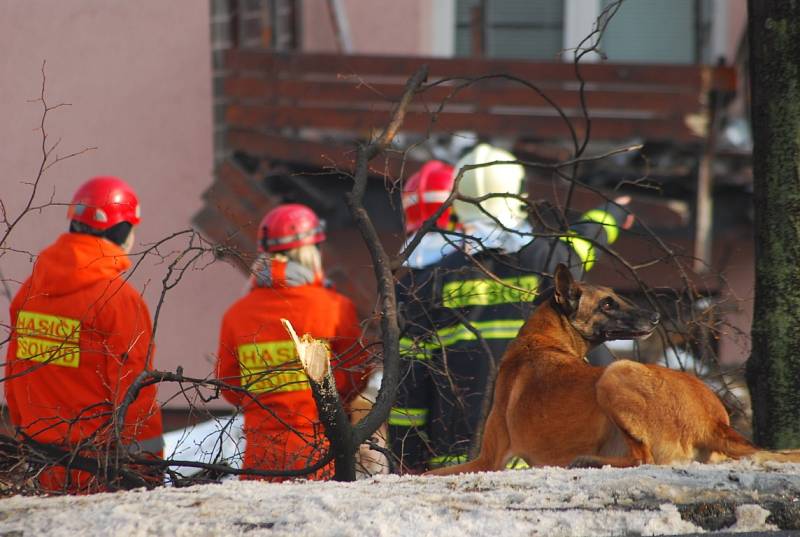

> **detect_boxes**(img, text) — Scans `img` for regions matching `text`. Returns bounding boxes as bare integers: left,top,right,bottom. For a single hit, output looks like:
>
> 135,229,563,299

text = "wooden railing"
201,50,736,276
223,50,737,162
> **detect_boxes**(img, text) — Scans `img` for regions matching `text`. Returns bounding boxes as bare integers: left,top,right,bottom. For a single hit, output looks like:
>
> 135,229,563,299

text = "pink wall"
716,234,754,366
302,0,431,55
726,0,748,61
0,1,244,409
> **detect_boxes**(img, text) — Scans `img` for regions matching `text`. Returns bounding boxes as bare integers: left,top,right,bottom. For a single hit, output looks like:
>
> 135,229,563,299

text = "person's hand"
613,196,635,230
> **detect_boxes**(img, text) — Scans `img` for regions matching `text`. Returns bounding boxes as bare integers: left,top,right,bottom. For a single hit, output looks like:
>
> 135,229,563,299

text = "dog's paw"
567,456,605,469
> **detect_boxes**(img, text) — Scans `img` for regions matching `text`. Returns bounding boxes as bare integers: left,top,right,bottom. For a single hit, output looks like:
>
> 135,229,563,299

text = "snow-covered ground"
2,461,800,536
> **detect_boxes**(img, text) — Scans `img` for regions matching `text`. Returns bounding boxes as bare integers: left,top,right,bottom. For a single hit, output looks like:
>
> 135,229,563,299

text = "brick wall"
210,0,298,163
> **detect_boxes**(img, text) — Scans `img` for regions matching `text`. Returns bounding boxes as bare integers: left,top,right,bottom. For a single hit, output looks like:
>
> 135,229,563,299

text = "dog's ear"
554,263,581,315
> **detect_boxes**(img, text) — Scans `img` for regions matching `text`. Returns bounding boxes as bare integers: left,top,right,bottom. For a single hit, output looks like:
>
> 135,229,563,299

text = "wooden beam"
224,50,737,93
226,104,704,142
223,77,703,115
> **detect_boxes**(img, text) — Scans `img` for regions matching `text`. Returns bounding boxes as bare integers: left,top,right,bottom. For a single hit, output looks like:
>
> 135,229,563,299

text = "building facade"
1,1,751,429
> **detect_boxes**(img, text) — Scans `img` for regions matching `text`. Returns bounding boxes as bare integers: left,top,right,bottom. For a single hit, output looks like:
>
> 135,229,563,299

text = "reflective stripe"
442,275,539,308
581,209,620,244
428,455,528,469
506,457,530,469
16,336,81,368
435,319,524,347
559,209,620,272
422,191,451,204
16,310,81,368
399,336,434,361
399,320,525,360
428,454,468,467
402,190,452,209
560,233,597,272
16,311,80,343
237,340,310,394
388,407,429,427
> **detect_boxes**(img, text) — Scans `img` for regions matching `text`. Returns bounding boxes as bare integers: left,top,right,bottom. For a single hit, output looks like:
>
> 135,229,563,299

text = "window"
600,0,710,64
454,0,711,64
455,0,564,60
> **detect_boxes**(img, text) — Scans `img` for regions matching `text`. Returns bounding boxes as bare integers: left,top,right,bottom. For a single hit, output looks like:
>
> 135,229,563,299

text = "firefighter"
388,160,459,472
347,163,458,477
399,160,459,268
389,144,634,471
5,176,163,492
216,203,368,481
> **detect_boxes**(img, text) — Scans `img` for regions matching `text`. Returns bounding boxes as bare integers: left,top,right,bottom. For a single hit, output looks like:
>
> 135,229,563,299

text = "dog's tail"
708,422,800,463
748,449,800,463
707,422,759,459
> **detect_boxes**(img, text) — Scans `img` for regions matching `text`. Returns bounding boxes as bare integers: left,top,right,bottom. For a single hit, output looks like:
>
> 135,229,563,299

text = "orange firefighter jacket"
216,272,367,479
5,233,163,488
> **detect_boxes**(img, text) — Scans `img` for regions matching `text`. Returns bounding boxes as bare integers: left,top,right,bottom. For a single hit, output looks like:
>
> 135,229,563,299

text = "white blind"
600,0,697,64
455,0,564,60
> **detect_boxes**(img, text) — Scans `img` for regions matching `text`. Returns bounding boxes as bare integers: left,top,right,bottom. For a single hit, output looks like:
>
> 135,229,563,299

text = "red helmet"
67,176,141,230
258,203,326,253
402,160,455,234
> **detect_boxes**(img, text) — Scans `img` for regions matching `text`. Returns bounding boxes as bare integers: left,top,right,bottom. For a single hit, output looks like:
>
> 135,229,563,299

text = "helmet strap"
70,220,133,247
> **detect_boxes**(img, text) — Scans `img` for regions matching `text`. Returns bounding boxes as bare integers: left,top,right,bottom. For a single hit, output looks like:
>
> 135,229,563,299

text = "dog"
428,264,800,475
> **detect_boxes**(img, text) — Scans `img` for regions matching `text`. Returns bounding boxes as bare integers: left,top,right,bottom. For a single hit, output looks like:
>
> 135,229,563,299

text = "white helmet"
452,144,527,228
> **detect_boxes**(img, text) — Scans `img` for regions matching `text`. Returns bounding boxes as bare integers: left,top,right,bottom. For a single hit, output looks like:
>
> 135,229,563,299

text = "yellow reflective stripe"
506,457,530,469
442,275,539,308
428,455,528,469
237,339,310,394
397,320,526,357
581,209,620,244
399,337,415,350
429,454,468,467
399,336,433,361
16,336,80,368
388,407,428,427
16,310,80,343
435,319,524,347
15,310,82,368
560,233,597,272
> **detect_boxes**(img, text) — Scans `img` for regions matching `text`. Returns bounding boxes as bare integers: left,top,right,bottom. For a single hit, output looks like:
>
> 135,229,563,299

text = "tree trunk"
746,0,800,448
283,319,356,481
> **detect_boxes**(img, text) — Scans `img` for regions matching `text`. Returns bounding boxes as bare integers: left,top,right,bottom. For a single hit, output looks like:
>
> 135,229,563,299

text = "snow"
162,414,245,476
2,461,799,536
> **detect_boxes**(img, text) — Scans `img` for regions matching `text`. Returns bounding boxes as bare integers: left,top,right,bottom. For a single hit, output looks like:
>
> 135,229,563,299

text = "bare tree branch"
346,65,429,454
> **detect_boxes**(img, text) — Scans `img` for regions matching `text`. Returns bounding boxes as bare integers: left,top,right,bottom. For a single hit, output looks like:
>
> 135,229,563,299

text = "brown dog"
428,264,799,475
